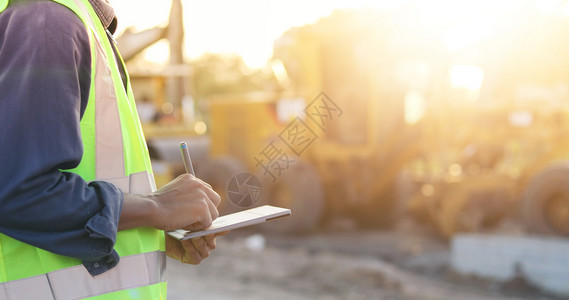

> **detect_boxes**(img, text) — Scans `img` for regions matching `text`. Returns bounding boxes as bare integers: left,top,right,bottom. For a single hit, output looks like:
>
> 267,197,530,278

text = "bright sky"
111,0,403,68
111,0,566,69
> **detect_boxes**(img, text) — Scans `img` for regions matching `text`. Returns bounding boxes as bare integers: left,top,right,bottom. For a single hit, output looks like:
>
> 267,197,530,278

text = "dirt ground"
166,218,560,300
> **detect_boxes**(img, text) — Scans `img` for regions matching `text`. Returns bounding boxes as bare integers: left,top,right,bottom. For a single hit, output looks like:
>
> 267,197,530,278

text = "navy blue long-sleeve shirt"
0,0,124,276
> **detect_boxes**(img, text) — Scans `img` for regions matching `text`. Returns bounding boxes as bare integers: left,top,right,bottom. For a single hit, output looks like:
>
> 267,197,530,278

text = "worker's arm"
119,173,223,265
0,1,124,276
119,174,220,232
0,1,221,275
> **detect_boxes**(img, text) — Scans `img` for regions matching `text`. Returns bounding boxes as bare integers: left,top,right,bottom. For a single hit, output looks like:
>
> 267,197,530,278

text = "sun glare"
404,91,427,124
112,0,566,69
444,18,496,52
142,40,169,65
449,65,484,91
111,0,405,68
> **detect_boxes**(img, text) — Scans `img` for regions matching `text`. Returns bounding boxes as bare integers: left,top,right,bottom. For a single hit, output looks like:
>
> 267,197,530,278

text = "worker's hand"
165,231,229,264
149,173,221,231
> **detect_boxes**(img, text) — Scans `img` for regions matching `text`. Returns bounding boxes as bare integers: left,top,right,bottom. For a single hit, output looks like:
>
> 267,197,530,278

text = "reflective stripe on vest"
63,0,157,192
0,0,165,299
0,251,165,300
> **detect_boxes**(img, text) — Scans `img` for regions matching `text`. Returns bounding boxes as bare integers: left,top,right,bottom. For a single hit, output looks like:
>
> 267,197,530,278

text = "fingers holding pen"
149,142,221,232
181,174,219,230
182,174,221,222
149,173,220,231
179,141,221,209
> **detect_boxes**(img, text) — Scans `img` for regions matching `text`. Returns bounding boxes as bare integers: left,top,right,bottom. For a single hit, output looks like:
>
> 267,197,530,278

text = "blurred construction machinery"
400,4,569,239
203,11,425,232
120,2,569,238
406,100,569,238
117,0,196,131
201,8,569,238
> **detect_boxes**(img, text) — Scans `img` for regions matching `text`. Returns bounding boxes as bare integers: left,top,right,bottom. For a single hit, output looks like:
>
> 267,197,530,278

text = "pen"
179,141,195,175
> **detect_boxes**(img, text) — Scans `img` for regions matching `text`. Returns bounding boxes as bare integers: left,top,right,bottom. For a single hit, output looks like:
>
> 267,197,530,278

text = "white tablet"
167,205,292,240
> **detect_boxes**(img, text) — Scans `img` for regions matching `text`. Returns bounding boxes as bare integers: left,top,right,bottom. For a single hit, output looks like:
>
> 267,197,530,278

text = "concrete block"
451,234,569,297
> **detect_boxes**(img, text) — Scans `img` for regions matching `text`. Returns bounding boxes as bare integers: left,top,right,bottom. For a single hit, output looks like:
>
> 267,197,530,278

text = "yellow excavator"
120,4,569,238
203,8,569,238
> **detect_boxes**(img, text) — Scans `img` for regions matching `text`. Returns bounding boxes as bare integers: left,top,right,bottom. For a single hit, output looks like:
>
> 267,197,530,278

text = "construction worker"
0,0,224,298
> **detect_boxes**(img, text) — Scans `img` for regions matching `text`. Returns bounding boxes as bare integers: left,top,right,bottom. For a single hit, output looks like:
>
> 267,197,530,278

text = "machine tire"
197,157,248,215
352,180,401,229
354,188,400,229
522,163,569,237
260,160,324,233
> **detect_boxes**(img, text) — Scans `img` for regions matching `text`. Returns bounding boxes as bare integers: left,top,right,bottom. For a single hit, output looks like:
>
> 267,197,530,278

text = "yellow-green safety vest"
0,0,166,298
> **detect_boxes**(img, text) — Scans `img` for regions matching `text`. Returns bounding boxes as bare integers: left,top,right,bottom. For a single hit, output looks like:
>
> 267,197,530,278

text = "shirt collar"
88,0,117,34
